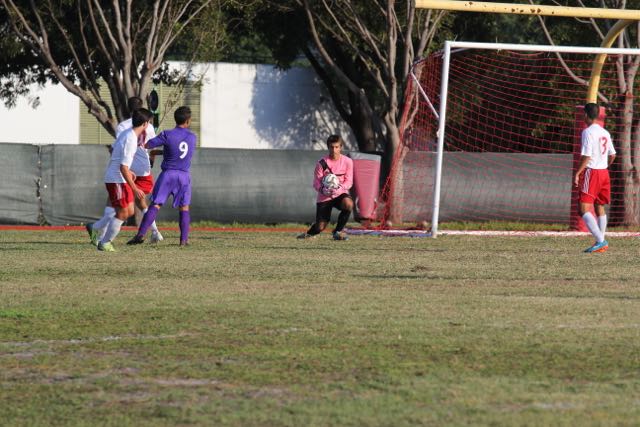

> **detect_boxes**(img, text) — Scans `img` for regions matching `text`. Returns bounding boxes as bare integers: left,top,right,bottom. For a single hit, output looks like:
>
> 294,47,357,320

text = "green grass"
1,229,640,426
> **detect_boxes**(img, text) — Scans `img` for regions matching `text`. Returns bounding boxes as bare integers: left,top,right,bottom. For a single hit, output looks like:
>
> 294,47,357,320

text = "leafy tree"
0,0,225,136
533,3,640,225
245,1,452,165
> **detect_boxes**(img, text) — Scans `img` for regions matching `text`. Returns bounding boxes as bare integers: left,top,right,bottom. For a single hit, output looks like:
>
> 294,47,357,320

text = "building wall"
0,83,79,145
0,63,354,150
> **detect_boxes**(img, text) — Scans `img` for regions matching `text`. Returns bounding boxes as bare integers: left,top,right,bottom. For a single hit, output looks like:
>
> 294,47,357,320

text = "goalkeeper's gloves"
321,185,340,197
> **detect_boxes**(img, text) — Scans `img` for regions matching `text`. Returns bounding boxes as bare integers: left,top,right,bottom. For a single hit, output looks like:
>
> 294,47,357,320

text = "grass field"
1,228,640,426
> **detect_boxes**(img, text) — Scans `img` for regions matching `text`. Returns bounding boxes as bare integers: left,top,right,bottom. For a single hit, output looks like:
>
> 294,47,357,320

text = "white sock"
94,206,115,231
101,217,124,244
598,215,607,237
141,208,159,234
582,212,604,243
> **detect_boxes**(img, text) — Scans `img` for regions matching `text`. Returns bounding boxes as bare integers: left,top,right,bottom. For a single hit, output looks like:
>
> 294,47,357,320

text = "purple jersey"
147,127,196,172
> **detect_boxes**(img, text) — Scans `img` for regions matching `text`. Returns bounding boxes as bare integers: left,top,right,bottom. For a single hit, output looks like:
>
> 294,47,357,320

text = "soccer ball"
322,173,340,190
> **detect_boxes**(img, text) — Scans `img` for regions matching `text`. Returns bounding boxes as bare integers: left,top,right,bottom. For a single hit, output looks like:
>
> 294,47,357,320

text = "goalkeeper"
298,134,354,241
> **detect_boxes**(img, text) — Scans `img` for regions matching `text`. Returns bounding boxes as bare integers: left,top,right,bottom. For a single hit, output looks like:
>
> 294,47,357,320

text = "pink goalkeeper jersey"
313,154,353,203
581,123,615,170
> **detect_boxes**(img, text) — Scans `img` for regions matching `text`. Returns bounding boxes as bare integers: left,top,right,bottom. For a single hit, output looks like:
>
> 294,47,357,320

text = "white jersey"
104,129,138,183
115,119,156,177
581,123,615,170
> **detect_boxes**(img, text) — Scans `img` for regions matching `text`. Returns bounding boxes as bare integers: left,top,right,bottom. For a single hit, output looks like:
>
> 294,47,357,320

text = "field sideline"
1,228,640,426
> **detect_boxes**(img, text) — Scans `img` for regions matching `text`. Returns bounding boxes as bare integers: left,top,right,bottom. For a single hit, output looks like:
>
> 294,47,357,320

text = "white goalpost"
367,41,640,238
428,41,640,237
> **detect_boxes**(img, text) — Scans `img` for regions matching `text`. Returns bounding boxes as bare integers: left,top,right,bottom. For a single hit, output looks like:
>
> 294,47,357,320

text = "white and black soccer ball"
322,173,340,191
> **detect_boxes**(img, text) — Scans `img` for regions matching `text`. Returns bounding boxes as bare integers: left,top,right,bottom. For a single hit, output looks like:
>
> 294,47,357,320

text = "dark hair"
132,108,153,127
326,134,343,148
584,103,600,120
174,106,191,125
127,97,144,116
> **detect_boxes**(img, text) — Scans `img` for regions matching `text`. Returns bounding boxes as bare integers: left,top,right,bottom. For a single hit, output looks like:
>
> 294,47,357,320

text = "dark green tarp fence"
0,143,572,225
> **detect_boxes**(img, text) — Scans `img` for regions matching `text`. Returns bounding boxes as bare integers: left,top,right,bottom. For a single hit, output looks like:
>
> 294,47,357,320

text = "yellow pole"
416,1,639,102
587,19,634,102
416,0,640,20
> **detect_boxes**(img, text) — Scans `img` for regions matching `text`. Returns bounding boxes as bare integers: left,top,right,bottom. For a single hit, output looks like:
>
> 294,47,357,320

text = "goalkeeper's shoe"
584,240,608,253
149,231,164,244
127,235,145,245
296,233,315,240
333,231,349,241
97,241,115,252
85,223,99,246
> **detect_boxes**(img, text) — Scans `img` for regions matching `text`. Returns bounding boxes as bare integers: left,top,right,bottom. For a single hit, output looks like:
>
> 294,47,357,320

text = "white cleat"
149,231,164,244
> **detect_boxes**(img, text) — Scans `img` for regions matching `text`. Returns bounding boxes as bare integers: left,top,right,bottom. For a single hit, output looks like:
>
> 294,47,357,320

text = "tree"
534,4,640,225
0,0,224,136
249,1,451,164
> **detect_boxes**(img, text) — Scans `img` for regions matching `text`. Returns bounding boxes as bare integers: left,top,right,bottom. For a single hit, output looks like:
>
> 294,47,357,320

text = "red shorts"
135,174,154,194
105,183,134,208
579,168,611,204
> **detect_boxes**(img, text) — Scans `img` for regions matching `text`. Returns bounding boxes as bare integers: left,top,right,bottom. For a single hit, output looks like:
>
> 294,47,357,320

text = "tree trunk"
620,92,640,225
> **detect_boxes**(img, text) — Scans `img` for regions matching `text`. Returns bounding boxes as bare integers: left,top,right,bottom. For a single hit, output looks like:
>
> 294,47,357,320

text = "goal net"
380,41,640,235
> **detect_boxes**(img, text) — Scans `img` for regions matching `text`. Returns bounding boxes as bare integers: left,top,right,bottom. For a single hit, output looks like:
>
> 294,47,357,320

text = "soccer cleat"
149,231,164,244
297,233,315,240
85,223,98,246
179,241,189,247
126,235,145,245
97,241,115,252
333,231,349,241
584,240,608,253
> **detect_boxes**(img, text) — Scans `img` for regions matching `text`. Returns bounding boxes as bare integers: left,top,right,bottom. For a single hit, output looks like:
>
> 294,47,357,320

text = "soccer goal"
380,41,640,237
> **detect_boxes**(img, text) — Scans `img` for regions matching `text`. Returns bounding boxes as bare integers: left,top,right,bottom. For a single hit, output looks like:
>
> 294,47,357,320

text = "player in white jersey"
95,108,154,251
574,102,616,253
86,97,163,245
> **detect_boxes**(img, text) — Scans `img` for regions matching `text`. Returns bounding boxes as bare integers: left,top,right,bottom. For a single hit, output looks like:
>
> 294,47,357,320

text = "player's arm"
122,136,145,200
144,125,162,158
120,164,144,200
312,162,324,193
574,155,590,187
144,131,167,150
342,159,354,191
607,138,616,166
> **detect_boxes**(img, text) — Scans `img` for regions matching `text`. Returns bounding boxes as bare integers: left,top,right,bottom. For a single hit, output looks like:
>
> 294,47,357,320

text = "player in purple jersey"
127,106,196,246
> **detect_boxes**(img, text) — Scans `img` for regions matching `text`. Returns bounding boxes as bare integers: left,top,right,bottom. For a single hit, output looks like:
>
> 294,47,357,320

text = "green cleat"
97,241,116,252
85,223,98,246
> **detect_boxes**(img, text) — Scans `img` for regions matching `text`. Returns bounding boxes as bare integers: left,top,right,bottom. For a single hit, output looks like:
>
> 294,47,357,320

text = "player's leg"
174,174,192,246
593,171,611,251
332,195,353,241
128,203,161,245
88,198,116,245
298,202,331,239
135,175,163,242
99,184,134,251
179,206,190,246
580,201,606,252
578,170,605,252
128,172,171,244
595,203,607,234
592,203,609,252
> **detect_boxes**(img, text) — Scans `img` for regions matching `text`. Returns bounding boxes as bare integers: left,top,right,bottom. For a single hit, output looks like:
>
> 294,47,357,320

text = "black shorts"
315,193,352,223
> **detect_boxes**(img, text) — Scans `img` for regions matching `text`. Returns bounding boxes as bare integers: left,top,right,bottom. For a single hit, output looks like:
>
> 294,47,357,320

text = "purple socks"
137,205,160,238
179,210,190,244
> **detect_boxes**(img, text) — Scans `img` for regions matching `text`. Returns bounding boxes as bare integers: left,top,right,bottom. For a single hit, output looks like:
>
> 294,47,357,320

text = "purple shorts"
151,169,192,208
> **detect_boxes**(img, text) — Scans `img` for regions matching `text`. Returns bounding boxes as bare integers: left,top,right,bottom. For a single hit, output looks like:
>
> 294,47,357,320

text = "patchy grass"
1,229,640,426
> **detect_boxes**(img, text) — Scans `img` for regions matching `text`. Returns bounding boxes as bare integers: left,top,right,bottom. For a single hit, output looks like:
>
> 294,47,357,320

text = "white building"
0,62,355,150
